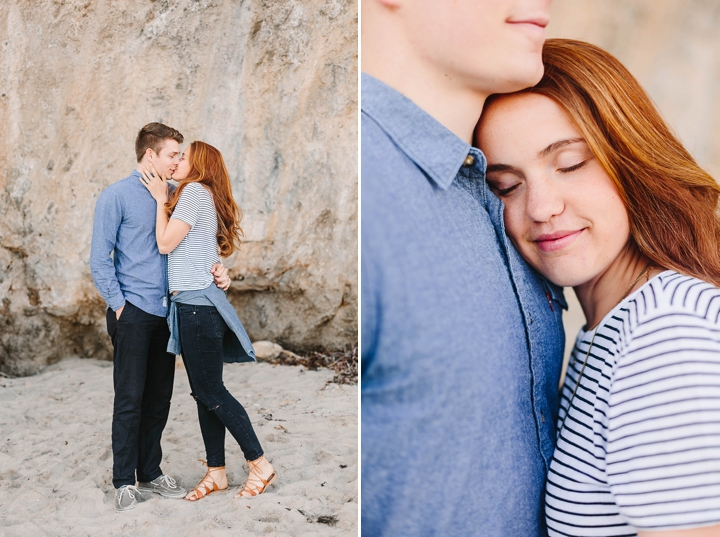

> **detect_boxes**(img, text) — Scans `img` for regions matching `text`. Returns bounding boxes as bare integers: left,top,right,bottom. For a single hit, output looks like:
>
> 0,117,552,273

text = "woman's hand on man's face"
139,164,169,204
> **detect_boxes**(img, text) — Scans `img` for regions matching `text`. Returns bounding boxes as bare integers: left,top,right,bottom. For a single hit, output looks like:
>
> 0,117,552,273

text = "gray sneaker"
137,474,187,498
114,485,140,512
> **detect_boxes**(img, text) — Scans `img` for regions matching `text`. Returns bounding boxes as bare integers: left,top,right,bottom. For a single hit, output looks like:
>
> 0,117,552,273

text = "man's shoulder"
99,174,134,197
96,174,144,213
361,112,416,186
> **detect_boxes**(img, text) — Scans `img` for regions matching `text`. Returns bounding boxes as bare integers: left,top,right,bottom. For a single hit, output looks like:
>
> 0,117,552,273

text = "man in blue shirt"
362,1,565,535
90,123,229,512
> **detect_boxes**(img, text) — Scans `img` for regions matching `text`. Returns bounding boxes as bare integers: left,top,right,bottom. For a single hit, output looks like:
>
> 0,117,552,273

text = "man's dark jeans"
106,301,175,488
177,303,263,467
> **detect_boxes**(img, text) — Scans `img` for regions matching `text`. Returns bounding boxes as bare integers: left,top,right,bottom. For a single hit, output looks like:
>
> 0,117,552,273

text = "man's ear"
145,147,154,162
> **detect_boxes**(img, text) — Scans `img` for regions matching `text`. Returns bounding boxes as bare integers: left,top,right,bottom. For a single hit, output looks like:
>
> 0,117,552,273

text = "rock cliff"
0,0,358,375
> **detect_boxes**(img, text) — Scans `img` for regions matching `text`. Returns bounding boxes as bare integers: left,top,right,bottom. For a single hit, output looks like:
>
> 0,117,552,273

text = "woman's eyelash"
490,158,589,195
497,184,519,196
559,160,588,173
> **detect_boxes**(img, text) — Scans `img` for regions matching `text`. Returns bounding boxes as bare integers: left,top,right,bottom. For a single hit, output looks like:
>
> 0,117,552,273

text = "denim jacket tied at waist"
167,284,256,363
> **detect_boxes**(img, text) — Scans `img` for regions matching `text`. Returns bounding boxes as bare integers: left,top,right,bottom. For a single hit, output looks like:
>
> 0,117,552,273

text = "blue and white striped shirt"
547,271,720,536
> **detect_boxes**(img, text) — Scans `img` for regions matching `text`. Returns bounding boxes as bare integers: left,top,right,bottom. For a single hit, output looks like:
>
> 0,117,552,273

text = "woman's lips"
534,229,584,252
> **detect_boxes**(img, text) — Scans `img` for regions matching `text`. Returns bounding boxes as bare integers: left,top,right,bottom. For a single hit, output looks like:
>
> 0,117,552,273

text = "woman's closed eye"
496,183,520,196
487,176,521,197
558,159,589,173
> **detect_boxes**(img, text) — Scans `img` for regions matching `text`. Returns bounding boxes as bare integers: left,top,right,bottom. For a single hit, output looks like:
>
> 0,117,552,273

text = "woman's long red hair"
165,141,243,257
499,38,720,286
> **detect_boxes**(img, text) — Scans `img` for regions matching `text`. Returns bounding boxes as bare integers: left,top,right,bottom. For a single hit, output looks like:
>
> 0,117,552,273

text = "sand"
0,357,357,536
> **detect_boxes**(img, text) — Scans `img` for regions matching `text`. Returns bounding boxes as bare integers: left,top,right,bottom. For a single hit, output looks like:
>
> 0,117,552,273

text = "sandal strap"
187,460,226,500
239,461,276,497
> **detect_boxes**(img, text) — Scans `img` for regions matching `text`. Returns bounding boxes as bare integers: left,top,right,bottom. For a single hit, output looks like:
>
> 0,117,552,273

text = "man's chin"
493,60,544,94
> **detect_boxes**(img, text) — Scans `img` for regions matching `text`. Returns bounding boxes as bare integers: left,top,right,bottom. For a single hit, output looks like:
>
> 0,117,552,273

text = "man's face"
148,139,180,178
401,0,551,95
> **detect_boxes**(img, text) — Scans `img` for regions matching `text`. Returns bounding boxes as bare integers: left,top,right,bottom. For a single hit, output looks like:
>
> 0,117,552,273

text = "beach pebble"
253,341,283,361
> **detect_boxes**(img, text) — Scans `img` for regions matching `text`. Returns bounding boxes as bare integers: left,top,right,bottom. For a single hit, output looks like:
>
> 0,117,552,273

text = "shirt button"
463,154,475,167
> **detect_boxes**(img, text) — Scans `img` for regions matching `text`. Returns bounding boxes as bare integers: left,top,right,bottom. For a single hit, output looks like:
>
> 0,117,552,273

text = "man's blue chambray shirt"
361,74,567,536
90,170,169,318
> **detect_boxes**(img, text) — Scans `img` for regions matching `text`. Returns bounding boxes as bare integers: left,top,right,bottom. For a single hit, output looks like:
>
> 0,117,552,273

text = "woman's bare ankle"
207,466,228,487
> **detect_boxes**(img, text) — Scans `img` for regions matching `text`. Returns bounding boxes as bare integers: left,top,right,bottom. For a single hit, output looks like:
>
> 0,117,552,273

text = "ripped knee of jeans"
209,403,221,412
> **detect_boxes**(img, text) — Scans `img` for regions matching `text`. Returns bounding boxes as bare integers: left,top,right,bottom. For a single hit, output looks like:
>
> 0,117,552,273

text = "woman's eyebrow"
486,138,588,173
538,137,585,157
486,163,517,173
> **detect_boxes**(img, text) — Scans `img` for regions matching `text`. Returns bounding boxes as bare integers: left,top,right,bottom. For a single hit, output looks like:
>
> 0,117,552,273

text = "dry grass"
269,346,358,385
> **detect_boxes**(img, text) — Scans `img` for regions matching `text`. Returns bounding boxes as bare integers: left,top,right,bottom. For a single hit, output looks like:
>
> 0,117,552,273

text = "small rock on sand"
253,341,283,361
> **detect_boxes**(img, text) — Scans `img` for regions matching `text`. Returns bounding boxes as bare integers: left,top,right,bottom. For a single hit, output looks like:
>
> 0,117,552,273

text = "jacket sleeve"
90,188,125,311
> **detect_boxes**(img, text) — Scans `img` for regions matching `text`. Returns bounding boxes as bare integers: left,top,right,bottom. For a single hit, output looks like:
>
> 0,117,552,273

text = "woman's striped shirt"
547,271,720,536
168,182,220,292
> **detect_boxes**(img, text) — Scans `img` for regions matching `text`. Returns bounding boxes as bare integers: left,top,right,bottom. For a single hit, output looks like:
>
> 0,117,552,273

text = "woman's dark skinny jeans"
177,303,263,467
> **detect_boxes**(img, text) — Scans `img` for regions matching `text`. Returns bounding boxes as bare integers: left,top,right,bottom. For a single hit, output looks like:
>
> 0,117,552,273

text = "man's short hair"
135,122,184,162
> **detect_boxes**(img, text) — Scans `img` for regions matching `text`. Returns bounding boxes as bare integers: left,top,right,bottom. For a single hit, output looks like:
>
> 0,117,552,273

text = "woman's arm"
639,526,720,537
139,166,190,254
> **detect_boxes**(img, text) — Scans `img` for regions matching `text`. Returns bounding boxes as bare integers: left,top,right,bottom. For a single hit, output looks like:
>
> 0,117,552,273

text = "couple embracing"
90,123,276,512
362,0,720,536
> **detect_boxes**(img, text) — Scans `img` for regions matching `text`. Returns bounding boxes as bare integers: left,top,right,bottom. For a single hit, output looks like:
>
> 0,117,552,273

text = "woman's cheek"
502,202,525,243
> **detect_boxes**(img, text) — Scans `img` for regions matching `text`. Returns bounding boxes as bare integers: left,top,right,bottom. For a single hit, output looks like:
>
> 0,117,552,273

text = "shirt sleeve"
606,311,720,531
171,183,202,228
90,188,125,311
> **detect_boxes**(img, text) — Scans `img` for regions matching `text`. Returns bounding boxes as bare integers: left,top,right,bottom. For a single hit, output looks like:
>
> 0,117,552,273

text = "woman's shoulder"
642,270,720,320
180,181,211,196
178,182,214,205
616,270,720,359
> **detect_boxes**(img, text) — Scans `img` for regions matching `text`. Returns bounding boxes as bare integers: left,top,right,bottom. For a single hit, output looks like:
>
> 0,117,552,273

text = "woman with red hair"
476,39,720,536
141,141,276,502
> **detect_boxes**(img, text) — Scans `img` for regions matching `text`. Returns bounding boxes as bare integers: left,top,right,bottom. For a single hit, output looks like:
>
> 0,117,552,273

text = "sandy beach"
0,357,357,536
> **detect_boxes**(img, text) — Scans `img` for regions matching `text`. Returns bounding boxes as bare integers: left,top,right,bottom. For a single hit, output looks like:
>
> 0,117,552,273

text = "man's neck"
364,65,487,145
363,42,487,144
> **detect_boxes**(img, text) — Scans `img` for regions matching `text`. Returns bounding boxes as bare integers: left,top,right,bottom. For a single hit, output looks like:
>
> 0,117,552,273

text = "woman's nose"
525,175,564,223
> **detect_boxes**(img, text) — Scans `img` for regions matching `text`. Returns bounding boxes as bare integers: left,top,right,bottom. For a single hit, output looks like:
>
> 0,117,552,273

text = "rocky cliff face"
0,0,358,375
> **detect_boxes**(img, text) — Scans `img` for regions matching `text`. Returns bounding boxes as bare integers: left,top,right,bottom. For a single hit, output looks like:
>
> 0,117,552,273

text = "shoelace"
119,485,139,500
157,475,177,488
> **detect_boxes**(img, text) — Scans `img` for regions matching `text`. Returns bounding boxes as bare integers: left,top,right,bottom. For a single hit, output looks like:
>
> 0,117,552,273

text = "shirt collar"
128,169,155,196
362,73,481,190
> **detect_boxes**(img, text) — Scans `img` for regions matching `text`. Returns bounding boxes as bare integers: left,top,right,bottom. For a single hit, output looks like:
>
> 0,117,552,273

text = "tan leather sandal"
185,459,228,501
235,455,276,498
